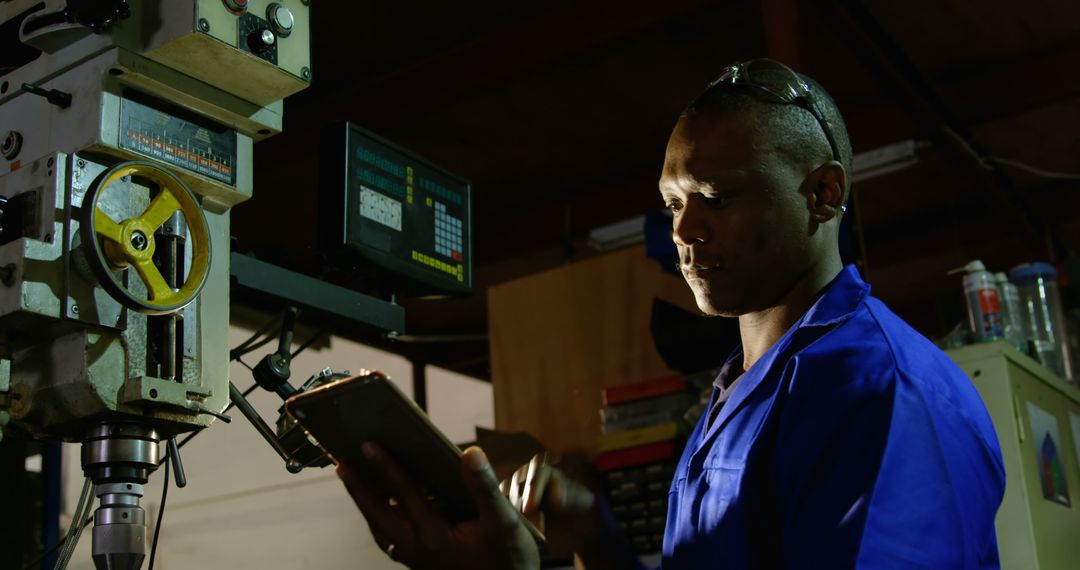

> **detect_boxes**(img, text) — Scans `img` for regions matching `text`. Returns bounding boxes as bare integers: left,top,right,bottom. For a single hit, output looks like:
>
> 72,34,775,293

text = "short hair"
682,71,853,192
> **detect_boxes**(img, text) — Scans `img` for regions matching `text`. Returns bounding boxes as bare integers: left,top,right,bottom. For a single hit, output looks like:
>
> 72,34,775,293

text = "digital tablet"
284,371,479,521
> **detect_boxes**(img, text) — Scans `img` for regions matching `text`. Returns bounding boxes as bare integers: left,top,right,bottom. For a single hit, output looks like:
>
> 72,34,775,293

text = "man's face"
659,112,816,317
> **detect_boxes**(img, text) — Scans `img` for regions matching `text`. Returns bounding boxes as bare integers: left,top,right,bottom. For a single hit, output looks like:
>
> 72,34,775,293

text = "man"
338,59,1005,569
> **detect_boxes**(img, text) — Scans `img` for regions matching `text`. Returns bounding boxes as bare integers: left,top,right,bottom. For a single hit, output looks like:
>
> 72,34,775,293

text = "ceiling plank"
760,0,802,68
825,0,1067,260
284,0,720,130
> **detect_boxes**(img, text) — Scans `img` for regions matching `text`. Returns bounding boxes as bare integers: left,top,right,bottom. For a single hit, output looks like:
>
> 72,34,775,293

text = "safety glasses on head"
691,58,841,164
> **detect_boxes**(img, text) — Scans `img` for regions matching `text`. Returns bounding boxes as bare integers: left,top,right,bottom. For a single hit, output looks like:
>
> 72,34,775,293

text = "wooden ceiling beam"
843,40,1080,149
824,0,1066,260
760,0,802,68
283,0,719,131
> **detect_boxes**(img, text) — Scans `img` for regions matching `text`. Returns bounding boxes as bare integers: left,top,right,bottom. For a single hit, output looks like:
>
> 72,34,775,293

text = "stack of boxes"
596,374,695,554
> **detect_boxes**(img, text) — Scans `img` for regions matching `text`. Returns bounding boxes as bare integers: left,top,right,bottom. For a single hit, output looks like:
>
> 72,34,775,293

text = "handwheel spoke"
140,190,182,231
133,258,173,301
94,210,123,244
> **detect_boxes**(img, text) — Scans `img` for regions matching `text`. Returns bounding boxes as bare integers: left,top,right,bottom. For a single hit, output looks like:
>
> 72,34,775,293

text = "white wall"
59,325,493,570
426,364,496,445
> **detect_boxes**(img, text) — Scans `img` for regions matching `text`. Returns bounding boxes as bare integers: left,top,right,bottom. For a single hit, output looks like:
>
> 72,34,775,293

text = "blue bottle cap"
1009,262,1058,283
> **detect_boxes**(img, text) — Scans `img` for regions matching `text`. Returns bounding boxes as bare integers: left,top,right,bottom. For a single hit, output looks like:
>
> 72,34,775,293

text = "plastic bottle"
949,260,1003,342
1010,262,1073,380
994,272,1028,354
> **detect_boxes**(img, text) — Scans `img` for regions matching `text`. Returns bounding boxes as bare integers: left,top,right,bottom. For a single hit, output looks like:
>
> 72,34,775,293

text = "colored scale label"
119,93,237,185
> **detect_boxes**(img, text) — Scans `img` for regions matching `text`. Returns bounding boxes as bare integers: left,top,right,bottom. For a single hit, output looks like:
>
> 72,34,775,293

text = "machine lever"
167,438,187,488
253,305,300,400
229,382,303,473
21,82,72,108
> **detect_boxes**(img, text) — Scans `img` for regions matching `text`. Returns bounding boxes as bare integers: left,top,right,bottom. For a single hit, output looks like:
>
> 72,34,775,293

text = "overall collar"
696,265,871,451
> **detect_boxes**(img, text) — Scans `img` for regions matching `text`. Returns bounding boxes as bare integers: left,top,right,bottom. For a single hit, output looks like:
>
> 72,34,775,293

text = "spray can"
949,260,1003,342
994,272,1028,354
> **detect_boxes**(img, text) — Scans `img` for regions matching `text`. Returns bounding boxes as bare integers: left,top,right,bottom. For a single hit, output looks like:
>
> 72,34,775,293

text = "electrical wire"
53,477,93,570
21,516,93,570
53,478,90,569
63,489,93,570
985,156,1080,181
230,334,277,360
147,449,171,570
229,311,283,360
174,382,259,454
38,315,302,565
175,315,298,456
942,126,984,165
24,319,287,569
171,332,264,455
941,126,1080,182
291,329,327,359
22,540,62,570
32,445,178,569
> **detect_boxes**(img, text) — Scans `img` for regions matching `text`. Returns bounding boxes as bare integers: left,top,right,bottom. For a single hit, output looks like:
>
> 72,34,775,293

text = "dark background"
232,0,1080,379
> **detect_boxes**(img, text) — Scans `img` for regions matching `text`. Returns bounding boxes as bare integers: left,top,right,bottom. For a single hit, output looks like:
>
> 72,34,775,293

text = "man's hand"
503,454,607,557
338,443,539,570
504,454,645,570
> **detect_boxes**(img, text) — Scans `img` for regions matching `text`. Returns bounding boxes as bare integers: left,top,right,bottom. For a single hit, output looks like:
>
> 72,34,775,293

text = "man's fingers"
368,525,394,554
359,442,448,546
462,446,522,532
336,463,413,543
507,463,526,511
522,461,553,517
520,454,542,511
548,470,596,514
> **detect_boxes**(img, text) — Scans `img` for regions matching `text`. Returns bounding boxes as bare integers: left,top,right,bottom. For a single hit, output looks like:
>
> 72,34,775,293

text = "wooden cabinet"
488,245,698,455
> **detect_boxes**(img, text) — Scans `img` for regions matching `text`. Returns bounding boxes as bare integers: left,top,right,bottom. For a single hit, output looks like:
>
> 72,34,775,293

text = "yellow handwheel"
81,161,211,315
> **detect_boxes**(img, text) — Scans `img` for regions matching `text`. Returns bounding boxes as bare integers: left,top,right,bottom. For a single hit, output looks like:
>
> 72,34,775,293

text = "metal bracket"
121,375,210,409
230,252,406,334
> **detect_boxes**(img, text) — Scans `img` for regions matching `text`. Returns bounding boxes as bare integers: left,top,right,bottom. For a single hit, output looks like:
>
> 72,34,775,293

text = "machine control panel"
322,123,472,295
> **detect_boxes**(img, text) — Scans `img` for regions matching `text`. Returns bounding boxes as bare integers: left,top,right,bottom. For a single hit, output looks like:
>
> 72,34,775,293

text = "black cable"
147,449,170,570
21,537,62,570
174,382,259,454
229,312,284,360
291,329,327,359
233,312,282,352
241,381,259,399
174,430,198,454
230,334,277,360
24,324,274,568
20,515,93,570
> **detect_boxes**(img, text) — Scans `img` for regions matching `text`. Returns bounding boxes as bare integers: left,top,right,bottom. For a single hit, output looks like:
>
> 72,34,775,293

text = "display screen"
322,123,472,294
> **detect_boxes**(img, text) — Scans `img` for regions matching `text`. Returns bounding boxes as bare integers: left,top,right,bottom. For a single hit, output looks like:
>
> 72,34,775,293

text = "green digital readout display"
322,123,472,294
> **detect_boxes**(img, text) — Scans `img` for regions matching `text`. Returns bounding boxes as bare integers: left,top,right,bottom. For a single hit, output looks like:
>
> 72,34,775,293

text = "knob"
267,3,294,38
247,28,276,53
222,0,248,14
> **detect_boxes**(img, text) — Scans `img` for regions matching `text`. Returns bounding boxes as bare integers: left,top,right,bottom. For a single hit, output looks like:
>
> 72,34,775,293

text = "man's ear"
807,161,848,223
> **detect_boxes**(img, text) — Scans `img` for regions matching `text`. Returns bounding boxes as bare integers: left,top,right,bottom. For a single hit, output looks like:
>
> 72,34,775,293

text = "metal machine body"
0,1,310,567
